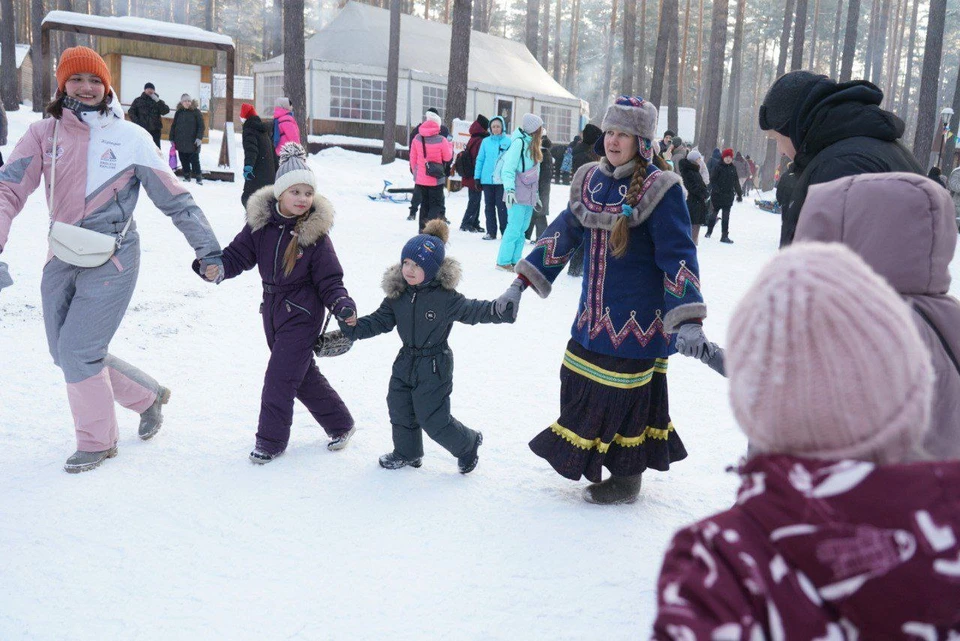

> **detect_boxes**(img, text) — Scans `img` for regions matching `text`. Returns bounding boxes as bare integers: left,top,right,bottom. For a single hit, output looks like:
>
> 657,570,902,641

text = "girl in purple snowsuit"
197,144,356,463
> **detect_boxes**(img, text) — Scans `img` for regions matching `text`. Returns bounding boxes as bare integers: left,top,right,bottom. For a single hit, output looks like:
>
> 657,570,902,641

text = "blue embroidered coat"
515,158,706,360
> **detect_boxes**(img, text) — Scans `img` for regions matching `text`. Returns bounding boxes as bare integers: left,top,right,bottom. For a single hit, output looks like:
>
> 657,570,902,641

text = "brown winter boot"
582,474,642,505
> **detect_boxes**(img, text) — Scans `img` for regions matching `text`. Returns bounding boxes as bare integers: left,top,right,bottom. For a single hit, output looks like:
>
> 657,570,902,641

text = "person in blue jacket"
496,113,543,270
492,97,717,505
473,116,511,240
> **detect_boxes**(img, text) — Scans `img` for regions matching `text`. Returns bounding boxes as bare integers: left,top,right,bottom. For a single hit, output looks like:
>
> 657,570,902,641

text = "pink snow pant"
41,243,159,452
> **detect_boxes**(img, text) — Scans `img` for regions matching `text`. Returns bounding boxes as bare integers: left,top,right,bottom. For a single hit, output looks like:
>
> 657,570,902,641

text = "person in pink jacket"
0,47,222,473
652,243,960,638
272,96,301,157
409,111,452,232
795,172,960,460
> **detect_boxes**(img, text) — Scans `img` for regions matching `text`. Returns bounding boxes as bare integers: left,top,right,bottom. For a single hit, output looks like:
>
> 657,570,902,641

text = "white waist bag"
47,119,133,268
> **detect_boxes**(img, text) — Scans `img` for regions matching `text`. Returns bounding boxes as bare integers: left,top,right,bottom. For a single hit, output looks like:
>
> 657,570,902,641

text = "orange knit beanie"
56,46,112,96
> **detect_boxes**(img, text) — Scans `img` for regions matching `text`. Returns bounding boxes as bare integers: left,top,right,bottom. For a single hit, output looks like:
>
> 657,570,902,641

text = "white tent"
253,1,587,143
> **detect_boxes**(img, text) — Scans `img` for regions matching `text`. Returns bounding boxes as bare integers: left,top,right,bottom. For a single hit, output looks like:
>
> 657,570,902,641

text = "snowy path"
1,111,956,640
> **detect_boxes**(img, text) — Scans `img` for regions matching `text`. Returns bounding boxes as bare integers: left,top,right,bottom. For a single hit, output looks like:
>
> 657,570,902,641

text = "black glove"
336,307,356,321
736,195,743,202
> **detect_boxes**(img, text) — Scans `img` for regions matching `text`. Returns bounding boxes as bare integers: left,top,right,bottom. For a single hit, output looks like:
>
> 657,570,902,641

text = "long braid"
610,155,652,258
282,217,305,276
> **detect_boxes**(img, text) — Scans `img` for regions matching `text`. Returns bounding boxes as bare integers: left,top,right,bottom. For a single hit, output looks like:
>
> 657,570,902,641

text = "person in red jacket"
409,111,453,232
457,115,489,233
651,242,960,639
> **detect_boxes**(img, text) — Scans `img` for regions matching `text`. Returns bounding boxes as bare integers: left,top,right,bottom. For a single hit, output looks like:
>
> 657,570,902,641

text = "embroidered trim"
562,350,668,389
580,166,629,214
664,260,702,299
549,421,676,453
535,232,575,267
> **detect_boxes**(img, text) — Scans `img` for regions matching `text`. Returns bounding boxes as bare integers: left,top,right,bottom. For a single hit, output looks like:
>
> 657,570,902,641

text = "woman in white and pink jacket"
0,47,222,473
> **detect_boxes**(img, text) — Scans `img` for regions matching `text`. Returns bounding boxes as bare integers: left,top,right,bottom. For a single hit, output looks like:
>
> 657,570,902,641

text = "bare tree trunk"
425,0,430,20
649,0,672,106
564,0,579,90
839,0,861,81
886,0,905,99
791,0,808,71
864,0,877,81
638,0,648,96
173,0,186,22
31,0,42,110
552,0,562,80
898,0,919,116
871,0,890,86
446,0,471,129
694,0,703,140
723,0,745,147
283,0,307,138
700,0,728,153
525,0,539,59
621,0,636,94
912,0,946,167
540,0,550,67
205,0,214,31
678,0,690,104
601,0,618,107
808,0,820,69
667,0,679,132
761,0,795,190
830,0,843,80
382,0,401,164
61,0,76,48
778,0,796,75
1,0,18,110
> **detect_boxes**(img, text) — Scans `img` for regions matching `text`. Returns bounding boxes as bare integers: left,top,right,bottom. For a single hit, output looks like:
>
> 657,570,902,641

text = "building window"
329,75,386,122
259,74,283,114
540,105,574,143
422,85,446,119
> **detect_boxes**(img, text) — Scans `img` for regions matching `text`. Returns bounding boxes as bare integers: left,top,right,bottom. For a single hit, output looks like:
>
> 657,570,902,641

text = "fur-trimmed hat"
274,143,316,198
401,220,448,283
594,96,659,160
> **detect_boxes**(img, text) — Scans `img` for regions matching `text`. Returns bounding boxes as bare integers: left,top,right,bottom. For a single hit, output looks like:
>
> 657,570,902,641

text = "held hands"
674,323,718,362
243,165,255,181
504,191,517,207
0,261,13,292
494,278,526,321
199,256,224,284
337,307,357,327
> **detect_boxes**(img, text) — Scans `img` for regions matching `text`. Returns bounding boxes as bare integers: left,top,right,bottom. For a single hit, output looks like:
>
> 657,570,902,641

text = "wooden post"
225,46,235,123
40,24,50,106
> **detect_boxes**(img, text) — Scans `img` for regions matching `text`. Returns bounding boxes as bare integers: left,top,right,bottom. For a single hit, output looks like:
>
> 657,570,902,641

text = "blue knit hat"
401,220,448,282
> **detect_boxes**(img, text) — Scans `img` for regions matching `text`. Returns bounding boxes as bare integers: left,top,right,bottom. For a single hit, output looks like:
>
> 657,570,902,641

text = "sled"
368,180,415,204
754,199,781,214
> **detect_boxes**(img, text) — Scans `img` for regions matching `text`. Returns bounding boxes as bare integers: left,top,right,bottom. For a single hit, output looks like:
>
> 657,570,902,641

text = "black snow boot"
582,474,642,505
457,432,483,474
379,451,422,469
720,236,734,244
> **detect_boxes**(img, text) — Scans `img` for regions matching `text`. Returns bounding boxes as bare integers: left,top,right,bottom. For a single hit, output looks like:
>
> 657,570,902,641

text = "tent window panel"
422,85,446,120
540,105,573,143
330,75,386,121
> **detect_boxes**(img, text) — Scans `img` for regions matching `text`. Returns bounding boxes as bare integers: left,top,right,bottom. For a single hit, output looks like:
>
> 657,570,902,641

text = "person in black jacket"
570,123,602,176
169,93,206,184
239,103,277,207
678,150,710,245
339,220,513,473
527,134,553,241
776,161,798,215
759,70,923,247
707,148,743,243
127,82,170,148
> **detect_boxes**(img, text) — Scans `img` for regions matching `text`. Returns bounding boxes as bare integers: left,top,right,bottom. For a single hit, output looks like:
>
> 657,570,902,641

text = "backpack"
454,146,475,178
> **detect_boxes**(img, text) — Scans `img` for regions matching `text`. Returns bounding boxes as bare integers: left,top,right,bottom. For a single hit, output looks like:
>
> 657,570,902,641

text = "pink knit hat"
726,242,933,464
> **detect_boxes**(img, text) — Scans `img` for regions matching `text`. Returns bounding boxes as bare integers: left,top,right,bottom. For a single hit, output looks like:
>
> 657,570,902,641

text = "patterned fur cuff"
663,303,707,334
515,260,552,299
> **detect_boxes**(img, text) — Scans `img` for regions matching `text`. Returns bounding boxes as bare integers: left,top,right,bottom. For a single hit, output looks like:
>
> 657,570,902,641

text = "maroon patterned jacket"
652,454,960,639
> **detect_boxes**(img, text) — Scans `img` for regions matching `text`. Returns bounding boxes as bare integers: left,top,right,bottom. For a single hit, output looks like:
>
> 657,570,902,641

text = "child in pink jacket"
409,111,452,231
272,96,301,156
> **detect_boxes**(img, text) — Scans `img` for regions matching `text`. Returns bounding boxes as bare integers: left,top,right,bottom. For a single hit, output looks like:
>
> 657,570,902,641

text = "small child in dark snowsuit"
197,143,357,463
340,220,514,473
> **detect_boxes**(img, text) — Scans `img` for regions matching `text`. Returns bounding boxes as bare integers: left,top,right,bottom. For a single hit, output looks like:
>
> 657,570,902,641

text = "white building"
253,1,588,144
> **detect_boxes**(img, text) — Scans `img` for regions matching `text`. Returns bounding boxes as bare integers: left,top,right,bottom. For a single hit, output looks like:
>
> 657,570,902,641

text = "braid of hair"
611,155,650,258
282,217,305,276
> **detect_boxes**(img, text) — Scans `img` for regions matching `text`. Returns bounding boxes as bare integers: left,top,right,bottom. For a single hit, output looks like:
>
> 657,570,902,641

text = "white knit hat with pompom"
273,143,316,198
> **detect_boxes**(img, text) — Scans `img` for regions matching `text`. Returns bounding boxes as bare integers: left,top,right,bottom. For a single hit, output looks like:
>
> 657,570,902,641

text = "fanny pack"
46,119,133,268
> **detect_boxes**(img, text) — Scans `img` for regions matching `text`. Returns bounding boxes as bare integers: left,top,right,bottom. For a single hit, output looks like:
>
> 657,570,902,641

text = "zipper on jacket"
409,290,418,379
285,299,311,316
273,223,285,281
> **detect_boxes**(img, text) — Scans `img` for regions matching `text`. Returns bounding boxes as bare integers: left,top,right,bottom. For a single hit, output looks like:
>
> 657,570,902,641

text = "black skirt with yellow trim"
529,339,687,483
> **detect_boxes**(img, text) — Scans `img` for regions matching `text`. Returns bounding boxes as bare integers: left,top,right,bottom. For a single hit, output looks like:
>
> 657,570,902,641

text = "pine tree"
621,0,636,95
791,0,808,70
723,0,746,147
911,0,947,168
649,0,672,107
31,0,42,111
382,0,401,164
829,0,843,79
1,0,19,110
839,0,861,81
283,0,307,137
445,0,472,127
525,0,539,59
700,0,729,152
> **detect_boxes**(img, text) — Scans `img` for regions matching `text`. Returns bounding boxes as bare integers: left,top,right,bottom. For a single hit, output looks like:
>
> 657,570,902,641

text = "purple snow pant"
256,292,354,455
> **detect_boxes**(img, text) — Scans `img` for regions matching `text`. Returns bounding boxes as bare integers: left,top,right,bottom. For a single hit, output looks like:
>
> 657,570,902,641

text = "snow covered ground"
1,107,957,640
